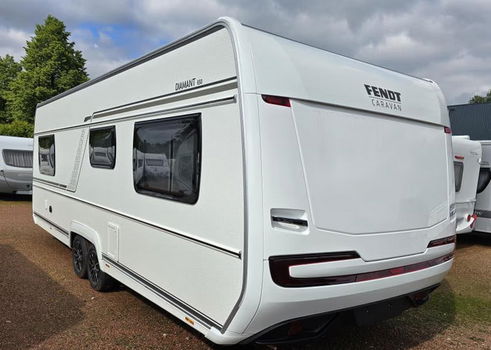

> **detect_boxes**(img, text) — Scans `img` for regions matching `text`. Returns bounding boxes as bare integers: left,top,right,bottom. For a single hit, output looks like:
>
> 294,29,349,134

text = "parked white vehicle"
452,136,482,233
32,17,456,344
0,135,33,194
474,141,491,233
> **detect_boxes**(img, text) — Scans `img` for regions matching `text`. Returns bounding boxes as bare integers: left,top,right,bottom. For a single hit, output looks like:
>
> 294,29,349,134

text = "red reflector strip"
262,94,291,107
427,235,456,248
269,252,453,288
454,155,464,160
444,126,452,134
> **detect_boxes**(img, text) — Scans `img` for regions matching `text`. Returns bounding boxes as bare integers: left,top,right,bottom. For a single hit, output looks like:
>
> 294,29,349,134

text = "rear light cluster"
444,126,452,134
269,244,455,288
427,234,456,248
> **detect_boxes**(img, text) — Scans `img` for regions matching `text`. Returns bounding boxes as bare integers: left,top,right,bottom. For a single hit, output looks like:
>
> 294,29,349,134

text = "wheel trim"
73,240,84,273
88,250,100,284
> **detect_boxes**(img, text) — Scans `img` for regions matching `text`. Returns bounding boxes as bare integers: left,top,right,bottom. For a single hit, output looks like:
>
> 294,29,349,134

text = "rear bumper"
249,284,440,344
245,253,452,338
456,201,477,234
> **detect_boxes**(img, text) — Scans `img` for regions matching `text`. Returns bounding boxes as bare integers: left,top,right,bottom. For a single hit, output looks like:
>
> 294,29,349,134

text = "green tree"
0,54,21,123
469,89,491,104
0,120,34,137
6,15,89,123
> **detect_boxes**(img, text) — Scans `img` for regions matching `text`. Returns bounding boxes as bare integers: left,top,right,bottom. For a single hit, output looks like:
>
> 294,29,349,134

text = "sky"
0,0,490,105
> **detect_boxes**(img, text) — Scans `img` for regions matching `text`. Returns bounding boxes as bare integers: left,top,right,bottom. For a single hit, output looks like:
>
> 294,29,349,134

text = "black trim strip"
33,177,67,189
33,212,69,236
34,95,236,136
32,184,241,258
271,216,308,227
475,209,491,219
37,25,225,108
102,254,222,330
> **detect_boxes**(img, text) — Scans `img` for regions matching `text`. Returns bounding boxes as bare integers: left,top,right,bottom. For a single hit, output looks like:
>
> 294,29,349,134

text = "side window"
133,114,201,204
89,126,116,169
38,135,55,176
454,161,464,192
477,168,491,194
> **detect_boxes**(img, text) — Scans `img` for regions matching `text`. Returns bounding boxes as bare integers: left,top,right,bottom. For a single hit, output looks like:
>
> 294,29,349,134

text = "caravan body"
32,18,455,344
452,136,482,233
0,135,33,194
474,141,491,233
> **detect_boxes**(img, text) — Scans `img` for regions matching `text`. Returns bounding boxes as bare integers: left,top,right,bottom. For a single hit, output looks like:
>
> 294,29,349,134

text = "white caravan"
0,135,33,194
32,18,456,344
474,141,491,233
452,136,482,233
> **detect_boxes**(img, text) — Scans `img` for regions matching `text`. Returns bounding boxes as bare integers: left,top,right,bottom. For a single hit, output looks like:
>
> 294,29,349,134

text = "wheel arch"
70,220,103,260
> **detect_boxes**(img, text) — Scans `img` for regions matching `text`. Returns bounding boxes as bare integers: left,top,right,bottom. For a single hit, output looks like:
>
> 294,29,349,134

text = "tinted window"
477,168,491,194
133,114,201,204
454,161,464,192
89,126,116,169
38,135,55,176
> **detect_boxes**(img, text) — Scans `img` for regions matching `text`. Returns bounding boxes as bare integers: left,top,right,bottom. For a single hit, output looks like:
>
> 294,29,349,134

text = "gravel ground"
0,195,490,349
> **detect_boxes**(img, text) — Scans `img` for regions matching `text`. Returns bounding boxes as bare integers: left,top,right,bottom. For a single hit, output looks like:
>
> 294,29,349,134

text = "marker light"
262,95,291,107
444,126,452,134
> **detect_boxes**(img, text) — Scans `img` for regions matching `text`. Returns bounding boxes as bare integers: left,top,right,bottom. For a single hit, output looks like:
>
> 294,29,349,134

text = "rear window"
2,150,33,168
454,161,464,192
38,135,55,176
133,114,201,204
477,168,491,194
89,126,116,169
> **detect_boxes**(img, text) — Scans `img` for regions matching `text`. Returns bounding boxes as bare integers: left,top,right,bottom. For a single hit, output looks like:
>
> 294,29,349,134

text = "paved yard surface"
0,195,490,349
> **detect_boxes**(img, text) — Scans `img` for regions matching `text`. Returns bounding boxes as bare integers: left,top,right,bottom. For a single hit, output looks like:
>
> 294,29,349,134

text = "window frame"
89,125,117,169
132,113,202,204
38,134,56,176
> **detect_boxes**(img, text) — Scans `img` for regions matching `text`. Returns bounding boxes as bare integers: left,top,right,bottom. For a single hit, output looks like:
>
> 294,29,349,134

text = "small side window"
89,126,116,169
38,135,55,176
477,168,491,194
454,161,464,192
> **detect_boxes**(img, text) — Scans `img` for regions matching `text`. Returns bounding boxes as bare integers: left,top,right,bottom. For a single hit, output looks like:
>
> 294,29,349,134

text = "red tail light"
262,95,291,107
455,155,464,160
269,251,453,288
427,235,456,248
444,126,452,134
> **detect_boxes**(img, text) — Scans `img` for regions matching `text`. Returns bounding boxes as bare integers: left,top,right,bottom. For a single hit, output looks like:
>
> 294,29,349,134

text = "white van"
32,17,456,344
474,141,491,233
0,135,33,194
452,136,482,233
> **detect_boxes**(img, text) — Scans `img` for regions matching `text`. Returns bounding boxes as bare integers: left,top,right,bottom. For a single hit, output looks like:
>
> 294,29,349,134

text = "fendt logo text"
364,84,402,111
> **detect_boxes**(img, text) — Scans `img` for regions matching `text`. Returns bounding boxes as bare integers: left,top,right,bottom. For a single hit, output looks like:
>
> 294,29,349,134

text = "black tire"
72,235,88,278
87,243,115,292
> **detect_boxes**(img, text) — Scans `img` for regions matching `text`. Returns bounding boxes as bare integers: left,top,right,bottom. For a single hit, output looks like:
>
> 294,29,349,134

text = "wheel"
87,243,115,292
72,235,88,278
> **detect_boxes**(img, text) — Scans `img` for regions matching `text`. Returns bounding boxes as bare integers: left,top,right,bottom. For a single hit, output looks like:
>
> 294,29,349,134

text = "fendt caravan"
474,141,491,233
32,18,456,344
452,136,482,233
0,135,33,194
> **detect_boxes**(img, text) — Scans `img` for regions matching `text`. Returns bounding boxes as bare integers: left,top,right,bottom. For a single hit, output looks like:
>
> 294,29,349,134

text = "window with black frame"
454,161,464,192
133,114,201,204
477,167,491,194
89,126,116,169
38,135,55,176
